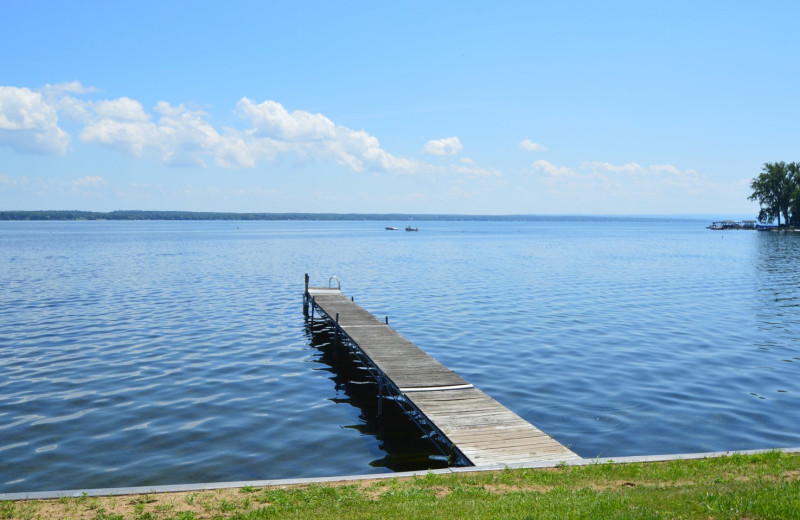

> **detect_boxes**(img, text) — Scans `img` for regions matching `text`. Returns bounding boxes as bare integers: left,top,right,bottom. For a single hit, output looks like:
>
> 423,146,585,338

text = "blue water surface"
1,219,799,492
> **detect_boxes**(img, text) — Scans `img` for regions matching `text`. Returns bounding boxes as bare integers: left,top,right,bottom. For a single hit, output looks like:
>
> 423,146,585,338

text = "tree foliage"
789,162,800,227
749,161,800,226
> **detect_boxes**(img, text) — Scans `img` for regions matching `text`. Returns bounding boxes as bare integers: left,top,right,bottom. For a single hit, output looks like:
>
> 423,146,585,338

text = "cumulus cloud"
92,97,151,122
81,100,236,167
0,83,499,178
236,98,335,141
213,129,282,169
531,159,576,177
81,114,157,157
423,136,463,156
0,86,70,154
236,97,419,173
519,139,546,152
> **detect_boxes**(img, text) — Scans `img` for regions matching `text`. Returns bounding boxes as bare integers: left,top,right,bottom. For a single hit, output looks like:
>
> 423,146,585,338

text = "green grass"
237,452,800,520
3,452,799,519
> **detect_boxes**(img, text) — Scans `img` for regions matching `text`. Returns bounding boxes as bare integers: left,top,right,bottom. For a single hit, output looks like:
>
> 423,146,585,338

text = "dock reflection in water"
303,318,449,472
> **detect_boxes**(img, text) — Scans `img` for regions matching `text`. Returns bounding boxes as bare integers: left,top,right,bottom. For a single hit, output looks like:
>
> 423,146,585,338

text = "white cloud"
43,81,97,95
80,115,157,157
534,160,700,183
0,173,109,199
0,83,500,178
531,159,576,177
650,164,685,177
0,86,70,154
580,161,700,182
153,102,228,167
39,81,98,124
213,129,283,169
72,175,106,188
522,158,728,214
443,162,501,177
93,97,150,122
519,139,546,152
236,97,420,173
331,126,419,173
423,136,463,156
236,98,336,141
81,100,232,167
532,157,714,196
583,161,646,175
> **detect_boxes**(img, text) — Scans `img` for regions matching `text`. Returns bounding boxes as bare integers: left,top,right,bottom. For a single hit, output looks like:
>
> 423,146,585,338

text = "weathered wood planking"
306,285,579,466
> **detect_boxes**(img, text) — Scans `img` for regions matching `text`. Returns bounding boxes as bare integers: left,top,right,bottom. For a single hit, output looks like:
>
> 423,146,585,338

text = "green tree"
788,162,800,226
749,162,796,226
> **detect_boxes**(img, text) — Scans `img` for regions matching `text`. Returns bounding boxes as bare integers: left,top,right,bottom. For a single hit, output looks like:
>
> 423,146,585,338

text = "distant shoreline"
0,210,719,222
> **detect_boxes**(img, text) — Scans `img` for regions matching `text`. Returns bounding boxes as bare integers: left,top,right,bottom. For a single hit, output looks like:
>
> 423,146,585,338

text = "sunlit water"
1,219,799,492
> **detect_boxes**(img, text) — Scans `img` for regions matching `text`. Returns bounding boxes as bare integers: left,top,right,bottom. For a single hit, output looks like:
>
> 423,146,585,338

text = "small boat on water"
385,226,398,230
405,225,419,232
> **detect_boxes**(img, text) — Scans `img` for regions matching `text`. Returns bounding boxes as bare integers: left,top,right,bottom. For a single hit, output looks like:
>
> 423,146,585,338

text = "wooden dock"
304,276,580,467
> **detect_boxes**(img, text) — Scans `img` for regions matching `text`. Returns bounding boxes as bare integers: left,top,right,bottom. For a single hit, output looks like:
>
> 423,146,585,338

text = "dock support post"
385,316,389,325
303,273,309,315
335,313,340,347
377,376,384,417
310,296,315,322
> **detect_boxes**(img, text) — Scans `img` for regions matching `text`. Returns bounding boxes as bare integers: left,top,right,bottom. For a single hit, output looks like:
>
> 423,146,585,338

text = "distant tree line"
0,210,421,221
0,210,698,222
749,162,800,226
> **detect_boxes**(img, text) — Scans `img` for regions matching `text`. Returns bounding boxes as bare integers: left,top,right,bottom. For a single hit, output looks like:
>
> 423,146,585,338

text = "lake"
1,219,799,493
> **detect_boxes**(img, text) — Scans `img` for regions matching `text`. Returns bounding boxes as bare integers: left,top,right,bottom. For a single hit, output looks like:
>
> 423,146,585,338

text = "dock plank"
306,285,579,466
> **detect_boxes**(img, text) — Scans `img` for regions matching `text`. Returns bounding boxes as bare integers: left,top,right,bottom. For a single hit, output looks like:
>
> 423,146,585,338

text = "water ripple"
1,220,799,492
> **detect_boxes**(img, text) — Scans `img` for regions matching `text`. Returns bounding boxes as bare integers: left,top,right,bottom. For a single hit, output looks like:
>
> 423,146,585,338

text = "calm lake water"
2,219,799,492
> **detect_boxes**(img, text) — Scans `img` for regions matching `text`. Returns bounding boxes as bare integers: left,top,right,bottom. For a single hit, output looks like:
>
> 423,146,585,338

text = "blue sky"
1,1,798,215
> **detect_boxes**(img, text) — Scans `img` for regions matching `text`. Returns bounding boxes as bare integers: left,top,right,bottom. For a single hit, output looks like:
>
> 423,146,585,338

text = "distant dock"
707,220,758,230
303,275,579,466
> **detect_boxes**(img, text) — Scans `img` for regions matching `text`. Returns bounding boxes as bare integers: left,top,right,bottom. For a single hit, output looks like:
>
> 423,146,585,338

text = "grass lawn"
2,451,798,519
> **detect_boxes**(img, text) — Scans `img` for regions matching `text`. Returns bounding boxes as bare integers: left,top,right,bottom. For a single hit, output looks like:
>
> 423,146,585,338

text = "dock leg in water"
303,273,310,316
377,376,384,418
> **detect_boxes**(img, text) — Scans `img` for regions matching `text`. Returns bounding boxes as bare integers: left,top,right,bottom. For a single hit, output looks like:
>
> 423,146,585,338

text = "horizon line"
1,209,755,219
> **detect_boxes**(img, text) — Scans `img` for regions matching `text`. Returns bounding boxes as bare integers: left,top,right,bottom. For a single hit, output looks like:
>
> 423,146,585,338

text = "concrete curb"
2,446,799,501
